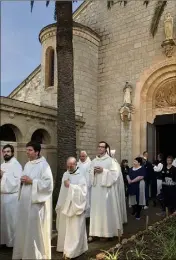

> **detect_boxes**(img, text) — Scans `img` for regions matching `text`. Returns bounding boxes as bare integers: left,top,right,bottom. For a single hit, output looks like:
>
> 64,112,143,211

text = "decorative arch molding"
26,125,53,145
132,58,176,157
0,123,23,142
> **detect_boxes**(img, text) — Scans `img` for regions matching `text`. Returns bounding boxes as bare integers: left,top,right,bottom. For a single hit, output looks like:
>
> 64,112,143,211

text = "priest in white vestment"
12,141,53,260
0,144,22,247
56,157,88,259
111,150,127,224
89,142,124,241
77,151,91,218
172,158,176,167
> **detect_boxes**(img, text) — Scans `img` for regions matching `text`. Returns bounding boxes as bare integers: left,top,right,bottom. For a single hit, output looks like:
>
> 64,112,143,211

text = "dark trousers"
132,204,142,218
157,190,165,212
145,182,149,206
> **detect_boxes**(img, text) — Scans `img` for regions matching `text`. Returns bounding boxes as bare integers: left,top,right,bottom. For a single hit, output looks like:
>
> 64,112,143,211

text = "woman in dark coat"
121,159,129,197
127,157,146,220
162,156,176,214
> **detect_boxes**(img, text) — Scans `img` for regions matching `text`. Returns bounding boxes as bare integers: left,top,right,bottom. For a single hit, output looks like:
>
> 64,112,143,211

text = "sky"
1,0,83,97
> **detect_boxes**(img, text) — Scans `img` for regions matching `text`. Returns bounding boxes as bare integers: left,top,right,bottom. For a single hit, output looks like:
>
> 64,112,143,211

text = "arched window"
31,129,50,144
45,47,55,87
0,124,20,142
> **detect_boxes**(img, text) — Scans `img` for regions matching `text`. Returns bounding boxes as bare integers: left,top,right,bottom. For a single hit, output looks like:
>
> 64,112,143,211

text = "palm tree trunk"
53,1,76,208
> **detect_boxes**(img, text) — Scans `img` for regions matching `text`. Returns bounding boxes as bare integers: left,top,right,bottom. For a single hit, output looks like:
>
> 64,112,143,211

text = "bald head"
79,151,88,162
67,157,77,172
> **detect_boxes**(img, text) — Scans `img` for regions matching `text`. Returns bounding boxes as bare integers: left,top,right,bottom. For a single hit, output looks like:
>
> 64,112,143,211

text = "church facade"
1,0,176,173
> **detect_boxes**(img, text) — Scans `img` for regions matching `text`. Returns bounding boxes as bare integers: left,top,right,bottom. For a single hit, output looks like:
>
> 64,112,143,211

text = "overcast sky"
1,0,82,97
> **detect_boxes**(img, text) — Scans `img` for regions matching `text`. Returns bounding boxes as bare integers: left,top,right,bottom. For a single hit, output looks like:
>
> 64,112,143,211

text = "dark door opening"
156,124,176,159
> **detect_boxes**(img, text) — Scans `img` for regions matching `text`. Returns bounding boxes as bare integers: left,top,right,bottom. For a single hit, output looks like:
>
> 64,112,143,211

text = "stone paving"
0,204,163,259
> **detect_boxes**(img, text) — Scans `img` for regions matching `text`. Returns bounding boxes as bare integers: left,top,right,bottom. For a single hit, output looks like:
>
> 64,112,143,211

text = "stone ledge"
39,21,100,45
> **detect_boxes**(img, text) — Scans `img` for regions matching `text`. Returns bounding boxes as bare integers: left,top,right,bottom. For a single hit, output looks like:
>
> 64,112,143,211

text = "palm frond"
107,0,114,9
150,0,167,37
144,0,150,7
46,1,50,7
30,1,34,12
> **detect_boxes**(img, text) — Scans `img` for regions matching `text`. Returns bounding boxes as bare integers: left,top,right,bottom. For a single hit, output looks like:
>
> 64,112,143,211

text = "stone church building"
1,0,176,174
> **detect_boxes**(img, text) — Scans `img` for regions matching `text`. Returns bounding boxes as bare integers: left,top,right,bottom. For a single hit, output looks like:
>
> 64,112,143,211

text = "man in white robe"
111,150,127,224
12,141,53,260
0,144,22,247
56,157,88,259
77,151,91,218
88,141,125,242
172,158,176,167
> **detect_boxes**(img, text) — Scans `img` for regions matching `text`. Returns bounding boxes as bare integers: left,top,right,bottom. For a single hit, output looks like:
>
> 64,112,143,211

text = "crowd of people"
121,151,176,218
0,141,176,259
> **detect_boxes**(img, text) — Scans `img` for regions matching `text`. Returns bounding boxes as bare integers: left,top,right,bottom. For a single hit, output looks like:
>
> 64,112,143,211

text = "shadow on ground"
0,204,163,259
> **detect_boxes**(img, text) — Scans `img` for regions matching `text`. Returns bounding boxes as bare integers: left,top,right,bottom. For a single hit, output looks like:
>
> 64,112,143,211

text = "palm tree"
107,0,168,37
31,1,77,206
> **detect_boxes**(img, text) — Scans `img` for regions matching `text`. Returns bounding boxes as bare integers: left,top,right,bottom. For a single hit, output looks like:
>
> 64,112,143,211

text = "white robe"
114,159,127,224
89,154,123,238
172,159,176,167
12,157,53,260
0,157,22,247
154,163,163,195
77,157,91,218
56,169,88,259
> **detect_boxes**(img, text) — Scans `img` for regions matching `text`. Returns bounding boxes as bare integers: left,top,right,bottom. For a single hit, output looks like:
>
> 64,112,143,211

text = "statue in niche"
164,13,174,40
123,82,132,104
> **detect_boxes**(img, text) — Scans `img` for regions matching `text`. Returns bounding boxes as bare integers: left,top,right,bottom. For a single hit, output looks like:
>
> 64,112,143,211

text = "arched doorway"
31,129,51,144
0,124,22,142
132,60,176,161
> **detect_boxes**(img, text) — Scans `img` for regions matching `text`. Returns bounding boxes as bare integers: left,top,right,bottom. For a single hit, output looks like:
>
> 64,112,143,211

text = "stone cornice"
73,0,92,19
0,97,86,127
39,21,100,45
9,65,41,98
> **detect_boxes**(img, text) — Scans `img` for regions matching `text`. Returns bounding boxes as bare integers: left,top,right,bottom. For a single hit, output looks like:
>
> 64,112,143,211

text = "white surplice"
0,157,22,247
114,159,127,224
89,154,123,238
12,156,53,260
77,157,91,218
56,169,88,259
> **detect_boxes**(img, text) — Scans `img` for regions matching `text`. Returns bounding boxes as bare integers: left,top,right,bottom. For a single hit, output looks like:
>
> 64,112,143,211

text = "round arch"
31,128,51,144
132,58,176,157
0,124,22,142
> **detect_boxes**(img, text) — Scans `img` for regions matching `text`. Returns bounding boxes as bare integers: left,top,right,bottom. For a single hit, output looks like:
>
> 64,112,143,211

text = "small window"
45,47,54,87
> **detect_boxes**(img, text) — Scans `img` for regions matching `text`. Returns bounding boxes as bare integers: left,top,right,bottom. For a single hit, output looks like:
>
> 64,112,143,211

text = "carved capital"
161,39,176,58
119,105,133,122
9,112,15,119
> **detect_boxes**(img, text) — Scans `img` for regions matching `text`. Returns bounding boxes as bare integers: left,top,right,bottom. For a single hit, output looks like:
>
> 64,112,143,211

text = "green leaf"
30,1,34,12
150,0,167,37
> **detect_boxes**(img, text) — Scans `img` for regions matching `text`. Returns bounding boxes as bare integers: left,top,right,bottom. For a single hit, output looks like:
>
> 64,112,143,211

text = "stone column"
120,119,132,166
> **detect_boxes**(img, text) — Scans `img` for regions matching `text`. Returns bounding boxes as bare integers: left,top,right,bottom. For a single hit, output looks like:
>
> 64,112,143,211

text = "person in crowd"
172,157,176,167
12,142,53,260
88,141,126,242
56,157,88,259
161,156,176,215
143,151,156,208
153,153,164,196
121,159,129,197
0,144,22,247
127,157,146,220
77,151,91,219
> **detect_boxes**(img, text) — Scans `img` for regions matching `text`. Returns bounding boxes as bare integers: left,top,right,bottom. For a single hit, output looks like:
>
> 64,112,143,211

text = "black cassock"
162,165,176,210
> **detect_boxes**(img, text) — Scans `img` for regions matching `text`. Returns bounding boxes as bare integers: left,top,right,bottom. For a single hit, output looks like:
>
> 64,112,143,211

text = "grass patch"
100,216,176,260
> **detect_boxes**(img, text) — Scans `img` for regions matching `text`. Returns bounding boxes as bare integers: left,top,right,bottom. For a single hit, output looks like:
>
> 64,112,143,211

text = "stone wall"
74,0,176,161
11,67,42,106
10,23,100,158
